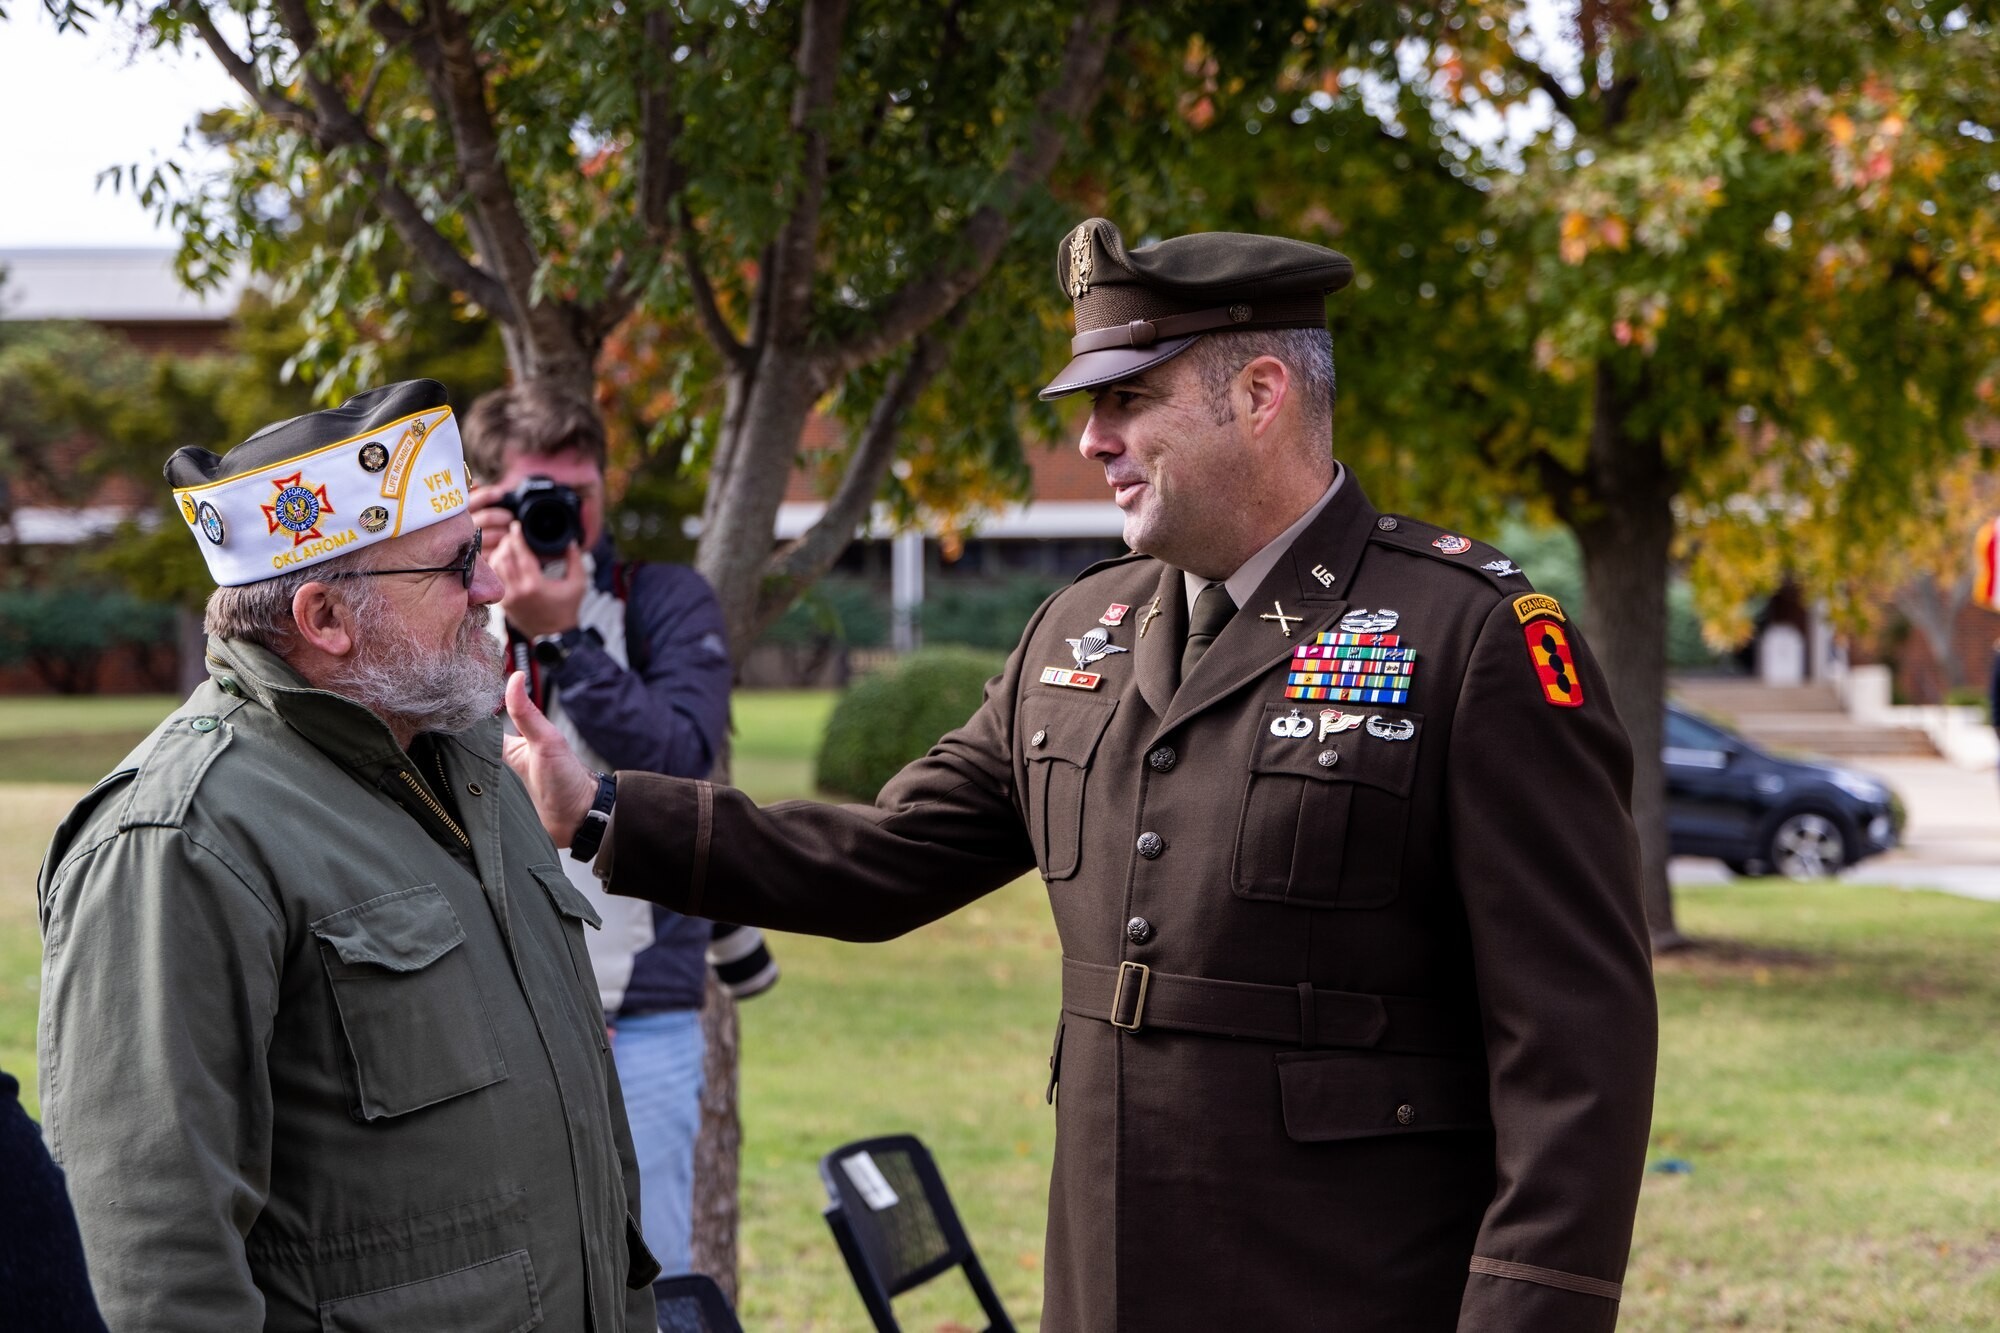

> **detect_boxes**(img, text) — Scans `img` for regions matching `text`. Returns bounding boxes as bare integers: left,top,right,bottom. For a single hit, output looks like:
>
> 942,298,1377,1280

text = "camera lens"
507,477,584,559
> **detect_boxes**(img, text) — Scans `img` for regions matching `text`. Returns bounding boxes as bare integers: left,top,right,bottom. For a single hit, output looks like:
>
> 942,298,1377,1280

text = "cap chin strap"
1070,293,1328,353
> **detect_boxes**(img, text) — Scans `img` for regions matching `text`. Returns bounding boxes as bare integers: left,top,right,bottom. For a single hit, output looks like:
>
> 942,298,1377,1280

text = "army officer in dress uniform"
504,222,1659,1332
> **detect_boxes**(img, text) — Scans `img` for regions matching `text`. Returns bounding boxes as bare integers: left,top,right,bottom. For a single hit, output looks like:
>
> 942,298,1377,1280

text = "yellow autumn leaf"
1827,111,1855,146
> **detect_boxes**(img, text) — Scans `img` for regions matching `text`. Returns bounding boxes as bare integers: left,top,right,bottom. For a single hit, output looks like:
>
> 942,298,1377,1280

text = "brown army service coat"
604,476,1657,1332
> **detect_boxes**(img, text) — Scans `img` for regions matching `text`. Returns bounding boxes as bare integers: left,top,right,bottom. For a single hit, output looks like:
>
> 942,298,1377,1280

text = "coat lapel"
1131,564,1186,720
1151,477,1380,742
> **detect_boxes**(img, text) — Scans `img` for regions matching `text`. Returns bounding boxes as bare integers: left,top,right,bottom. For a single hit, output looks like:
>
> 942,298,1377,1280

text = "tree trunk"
1564,363,1685,951
689,969,742,1302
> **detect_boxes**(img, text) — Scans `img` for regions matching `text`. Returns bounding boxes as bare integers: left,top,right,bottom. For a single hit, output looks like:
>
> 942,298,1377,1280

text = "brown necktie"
1180,582,1236,685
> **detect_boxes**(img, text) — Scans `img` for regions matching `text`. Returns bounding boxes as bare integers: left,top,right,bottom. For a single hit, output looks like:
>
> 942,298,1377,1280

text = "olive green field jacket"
37,637,656,1331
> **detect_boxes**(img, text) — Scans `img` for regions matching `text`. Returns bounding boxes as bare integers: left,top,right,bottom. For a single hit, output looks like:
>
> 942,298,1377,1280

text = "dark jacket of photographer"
511,534,732,1013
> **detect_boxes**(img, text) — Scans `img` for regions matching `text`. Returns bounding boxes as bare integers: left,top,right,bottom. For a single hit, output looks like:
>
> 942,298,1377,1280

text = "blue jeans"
609,1008,705,1276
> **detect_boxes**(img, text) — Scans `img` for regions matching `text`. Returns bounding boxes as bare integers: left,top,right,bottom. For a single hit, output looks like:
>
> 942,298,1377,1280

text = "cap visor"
1038,336,1200,401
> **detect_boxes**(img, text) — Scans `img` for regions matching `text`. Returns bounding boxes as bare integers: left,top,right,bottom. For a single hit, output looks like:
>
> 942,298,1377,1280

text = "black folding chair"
653,1273,745,1333
818,1134,1015,1333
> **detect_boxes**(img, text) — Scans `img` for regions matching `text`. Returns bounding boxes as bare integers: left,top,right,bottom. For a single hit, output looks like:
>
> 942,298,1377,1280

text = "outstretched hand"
502,671,599,848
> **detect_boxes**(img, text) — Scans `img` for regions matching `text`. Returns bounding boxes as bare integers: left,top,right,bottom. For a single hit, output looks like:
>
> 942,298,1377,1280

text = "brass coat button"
1126,916,1154,944
1377,515,1399,531
1147,745,1177,773
1030,729,1048,748
1395,1103,1417,1126
1136,831,1165,860
1317,749,1339,768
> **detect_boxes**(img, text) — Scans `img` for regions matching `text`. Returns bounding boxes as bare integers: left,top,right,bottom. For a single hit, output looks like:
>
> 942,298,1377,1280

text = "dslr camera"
497,476,584,558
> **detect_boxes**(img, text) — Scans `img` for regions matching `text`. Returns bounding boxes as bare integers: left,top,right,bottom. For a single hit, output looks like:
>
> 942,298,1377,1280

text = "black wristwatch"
568,771,618,863
532,626,600,670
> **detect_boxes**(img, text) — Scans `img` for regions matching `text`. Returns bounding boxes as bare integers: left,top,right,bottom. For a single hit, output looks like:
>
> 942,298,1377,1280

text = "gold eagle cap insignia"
1068,223,1094,299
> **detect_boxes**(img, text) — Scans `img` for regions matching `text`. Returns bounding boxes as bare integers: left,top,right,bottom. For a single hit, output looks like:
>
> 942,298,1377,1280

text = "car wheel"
1768,811,1846,880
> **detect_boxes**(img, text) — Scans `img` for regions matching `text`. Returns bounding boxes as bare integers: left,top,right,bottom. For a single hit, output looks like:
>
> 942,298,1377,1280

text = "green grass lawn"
4,693,1999,1328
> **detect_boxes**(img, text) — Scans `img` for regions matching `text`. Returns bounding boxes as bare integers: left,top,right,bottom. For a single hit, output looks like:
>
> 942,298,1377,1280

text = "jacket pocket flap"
1249,704,1421,795
1275,1051,1489,1142
310,885,465,971
1021,693,1117,767
530,862,604,930
319,1249,542,1333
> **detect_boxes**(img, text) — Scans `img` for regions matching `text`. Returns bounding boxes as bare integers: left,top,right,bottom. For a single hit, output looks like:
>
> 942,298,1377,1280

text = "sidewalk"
1671,755,2000,901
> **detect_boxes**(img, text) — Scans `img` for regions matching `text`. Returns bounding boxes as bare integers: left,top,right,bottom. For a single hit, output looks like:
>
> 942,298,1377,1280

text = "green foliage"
759,578,891,651
813,646,1004,801
0,321,155,513
0,585,175,694
1497,517,1729,669
918,577,1064,652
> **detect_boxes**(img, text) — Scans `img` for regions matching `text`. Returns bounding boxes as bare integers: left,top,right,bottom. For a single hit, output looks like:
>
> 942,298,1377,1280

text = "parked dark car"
1665,704,1903,880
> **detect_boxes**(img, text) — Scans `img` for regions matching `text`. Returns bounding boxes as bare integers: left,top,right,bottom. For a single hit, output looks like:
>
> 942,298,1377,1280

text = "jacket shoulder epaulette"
1367,515,1535,595
1067,549,1152,586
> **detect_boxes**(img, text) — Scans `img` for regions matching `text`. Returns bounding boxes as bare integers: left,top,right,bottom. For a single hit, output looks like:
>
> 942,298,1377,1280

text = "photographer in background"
465,382,741,1281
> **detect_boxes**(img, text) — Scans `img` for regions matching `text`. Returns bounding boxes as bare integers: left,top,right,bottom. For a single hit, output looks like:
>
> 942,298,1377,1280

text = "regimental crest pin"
1339,608,1399,634
1366,715,1416,742
1481,559,1523,577
1066,625,1129,668
1432,534,1472,555
1100,603,1130,627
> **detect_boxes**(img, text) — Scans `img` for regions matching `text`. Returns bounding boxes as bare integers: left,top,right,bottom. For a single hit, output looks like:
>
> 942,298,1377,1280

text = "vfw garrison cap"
1040,218,1354,400
165,379,470,587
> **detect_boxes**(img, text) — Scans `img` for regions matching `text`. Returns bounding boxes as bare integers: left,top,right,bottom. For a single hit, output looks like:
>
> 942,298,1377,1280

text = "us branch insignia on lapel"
1284,630,1416,705
1523,618,1583,707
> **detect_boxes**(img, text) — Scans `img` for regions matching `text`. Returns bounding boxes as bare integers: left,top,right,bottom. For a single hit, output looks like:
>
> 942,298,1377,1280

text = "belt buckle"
1110,961,1151,1031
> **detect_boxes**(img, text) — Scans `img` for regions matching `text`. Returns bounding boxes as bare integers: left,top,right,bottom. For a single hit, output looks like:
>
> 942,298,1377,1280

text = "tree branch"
638,6,685,237
766,0,852,348
814,0,1121,381
179,4,314,131
247,0,514,316
680,200,749,367
761,304,966,612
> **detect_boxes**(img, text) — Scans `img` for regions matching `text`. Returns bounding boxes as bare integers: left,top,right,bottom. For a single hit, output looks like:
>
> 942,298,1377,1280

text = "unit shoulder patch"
1522,618,1584,708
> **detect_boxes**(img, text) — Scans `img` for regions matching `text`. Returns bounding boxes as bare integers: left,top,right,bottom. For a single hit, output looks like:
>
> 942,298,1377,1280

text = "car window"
1664,711,1729,749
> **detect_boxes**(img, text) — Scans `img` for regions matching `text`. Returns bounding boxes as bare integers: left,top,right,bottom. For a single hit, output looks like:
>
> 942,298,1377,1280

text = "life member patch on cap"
166,380,470,587
1524,618,1584,708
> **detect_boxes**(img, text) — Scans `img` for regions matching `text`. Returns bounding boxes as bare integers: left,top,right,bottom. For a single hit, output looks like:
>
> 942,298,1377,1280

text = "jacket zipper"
399,761,471,848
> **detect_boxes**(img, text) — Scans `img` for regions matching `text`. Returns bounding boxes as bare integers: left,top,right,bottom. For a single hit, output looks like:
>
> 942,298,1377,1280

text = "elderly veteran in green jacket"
37,380,658,1332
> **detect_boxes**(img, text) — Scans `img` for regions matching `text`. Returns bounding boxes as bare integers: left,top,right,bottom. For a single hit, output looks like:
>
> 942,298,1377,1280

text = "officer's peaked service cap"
1040,218,1353,400
166,379,471,587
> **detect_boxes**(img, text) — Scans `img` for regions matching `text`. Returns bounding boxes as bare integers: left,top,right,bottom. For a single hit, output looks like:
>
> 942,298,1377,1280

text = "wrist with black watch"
569,771,618,863
531,626,600,671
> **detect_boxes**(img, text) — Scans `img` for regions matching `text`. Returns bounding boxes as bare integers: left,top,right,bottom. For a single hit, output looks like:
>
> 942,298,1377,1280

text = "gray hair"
202,543,385,652
1184,327,1336,440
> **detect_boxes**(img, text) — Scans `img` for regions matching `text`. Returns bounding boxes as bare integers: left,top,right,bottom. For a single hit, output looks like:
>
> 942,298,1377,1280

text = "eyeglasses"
320,528,483,590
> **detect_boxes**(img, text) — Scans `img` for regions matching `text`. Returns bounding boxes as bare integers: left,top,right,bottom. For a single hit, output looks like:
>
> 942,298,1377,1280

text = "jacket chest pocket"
1232,703,1422,909
530,862,611,1051
1021,692,1117,880
311,884,508,1121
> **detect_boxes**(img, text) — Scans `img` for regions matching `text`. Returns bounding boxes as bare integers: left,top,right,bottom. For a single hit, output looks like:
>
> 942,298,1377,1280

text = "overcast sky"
0,9,241,247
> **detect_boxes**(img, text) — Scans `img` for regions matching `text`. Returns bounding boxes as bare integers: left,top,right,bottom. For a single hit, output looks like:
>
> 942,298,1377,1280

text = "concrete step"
1734,722,1938,760
1671,678,1843,714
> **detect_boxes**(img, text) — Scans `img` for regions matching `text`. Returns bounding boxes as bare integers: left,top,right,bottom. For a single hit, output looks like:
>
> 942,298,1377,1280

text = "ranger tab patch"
1524,620,1584,708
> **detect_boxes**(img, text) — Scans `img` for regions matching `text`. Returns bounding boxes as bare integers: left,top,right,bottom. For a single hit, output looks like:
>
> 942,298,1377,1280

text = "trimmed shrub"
814,646,1005,801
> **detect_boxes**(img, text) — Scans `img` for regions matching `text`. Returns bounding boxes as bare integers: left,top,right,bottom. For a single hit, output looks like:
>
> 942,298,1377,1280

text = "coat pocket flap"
318,1249,542,1333
1249,704,1421,795
1021,693,1118,767
1275,1051,1489,1142
310,884,465,972
529,862,604,930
